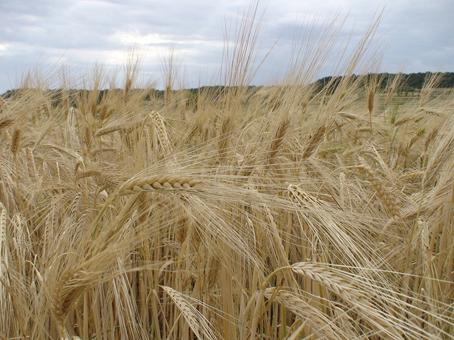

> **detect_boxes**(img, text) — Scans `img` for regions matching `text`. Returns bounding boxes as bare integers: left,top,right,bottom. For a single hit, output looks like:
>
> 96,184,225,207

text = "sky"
0,0,453,92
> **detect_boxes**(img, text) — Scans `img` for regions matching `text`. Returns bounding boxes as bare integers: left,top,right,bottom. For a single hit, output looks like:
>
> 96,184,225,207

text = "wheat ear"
268,118,290,164
356,158,401,218
263,287,340,339
150,111,172,154
0,118,14,130
11,129,21,155
161,286,218,340
120,176,201,195
302,125,325,159
0,203,7,265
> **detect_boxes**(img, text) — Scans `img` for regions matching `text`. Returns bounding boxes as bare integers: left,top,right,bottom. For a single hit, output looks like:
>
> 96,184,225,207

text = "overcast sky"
0,0,453,92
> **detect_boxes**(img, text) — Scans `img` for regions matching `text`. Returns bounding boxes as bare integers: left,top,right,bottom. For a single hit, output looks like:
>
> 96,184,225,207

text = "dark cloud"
0,0,453,92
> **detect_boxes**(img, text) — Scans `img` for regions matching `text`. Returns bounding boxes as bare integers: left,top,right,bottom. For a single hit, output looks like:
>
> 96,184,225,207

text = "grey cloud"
1,0,453,92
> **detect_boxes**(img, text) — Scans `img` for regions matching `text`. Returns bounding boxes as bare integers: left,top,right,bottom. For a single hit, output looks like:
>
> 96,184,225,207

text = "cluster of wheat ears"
1,10,454,340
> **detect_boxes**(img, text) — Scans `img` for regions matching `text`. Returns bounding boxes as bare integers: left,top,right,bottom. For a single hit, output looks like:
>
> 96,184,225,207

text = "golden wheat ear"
161,286,219,340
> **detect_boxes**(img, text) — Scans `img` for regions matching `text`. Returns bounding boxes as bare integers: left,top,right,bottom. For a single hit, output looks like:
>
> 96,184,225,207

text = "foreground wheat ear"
119,176,202,195
1,10,454,340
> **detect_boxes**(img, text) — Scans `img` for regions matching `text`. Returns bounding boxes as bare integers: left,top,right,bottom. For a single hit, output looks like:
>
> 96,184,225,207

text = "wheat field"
1,13,454,340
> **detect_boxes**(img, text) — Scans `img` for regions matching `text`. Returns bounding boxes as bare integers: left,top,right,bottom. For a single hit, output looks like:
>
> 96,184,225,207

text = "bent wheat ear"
356,158,401,218
302,125,325,159
161,286,218,340
263,287,341,339
290,262,403,339
50,270,87,327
